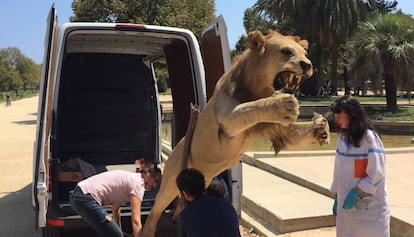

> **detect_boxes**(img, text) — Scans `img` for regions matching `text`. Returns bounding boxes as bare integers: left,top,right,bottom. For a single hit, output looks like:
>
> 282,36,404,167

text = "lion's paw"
271,93,299,126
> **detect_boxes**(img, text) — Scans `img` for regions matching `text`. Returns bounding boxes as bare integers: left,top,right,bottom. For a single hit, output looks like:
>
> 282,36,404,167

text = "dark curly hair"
176,168,205,198
330,95,375,147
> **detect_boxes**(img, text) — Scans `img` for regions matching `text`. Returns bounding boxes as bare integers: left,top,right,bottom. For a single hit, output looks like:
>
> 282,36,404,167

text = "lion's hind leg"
143,183,179,237
142,140,185,237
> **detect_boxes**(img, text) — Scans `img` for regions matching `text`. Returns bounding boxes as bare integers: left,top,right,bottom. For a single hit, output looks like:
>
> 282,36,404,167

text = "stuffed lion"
142,30,330,237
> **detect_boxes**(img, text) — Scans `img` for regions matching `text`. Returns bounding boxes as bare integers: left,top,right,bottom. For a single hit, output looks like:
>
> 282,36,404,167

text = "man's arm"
111,204,121,226
130,195,143,237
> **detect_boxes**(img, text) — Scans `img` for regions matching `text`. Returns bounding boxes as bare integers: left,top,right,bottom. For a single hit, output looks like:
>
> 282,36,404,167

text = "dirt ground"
0,97,39,236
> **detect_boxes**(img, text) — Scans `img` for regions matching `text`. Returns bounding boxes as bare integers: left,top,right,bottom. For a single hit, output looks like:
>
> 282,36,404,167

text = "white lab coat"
330,129,390,237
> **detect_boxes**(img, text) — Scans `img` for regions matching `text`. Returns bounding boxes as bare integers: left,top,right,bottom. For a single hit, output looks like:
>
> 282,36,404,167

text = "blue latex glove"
342,188,360,209
333,197,337,216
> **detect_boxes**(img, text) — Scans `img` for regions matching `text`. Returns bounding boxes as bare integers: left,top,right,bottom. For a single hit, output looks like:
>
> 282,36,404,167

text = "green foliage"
249,0,401,97
0,89,38,103
232,6,278,57
159,0,215,40
243,7,274,33
0,47,40,93
251,0,368,96
347,12,414,111
71,0,215,40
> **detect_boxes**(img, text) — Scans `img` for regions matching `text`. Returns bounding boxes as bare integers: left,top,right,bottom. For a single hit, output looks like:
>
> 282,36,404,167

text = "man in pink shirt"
69,168,161,237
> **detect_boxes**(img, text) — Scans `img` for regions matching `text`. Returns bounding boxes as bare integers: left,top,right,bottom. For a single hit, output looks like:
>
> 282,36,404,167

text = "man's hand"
130,195,143,237
112,204,121,226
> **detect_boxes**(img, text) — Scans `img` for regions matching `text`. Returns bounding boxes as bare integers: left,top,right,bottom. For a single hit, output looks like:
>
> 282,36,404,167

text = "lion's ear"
288,35,309,50
312,112,321,120
299,39,309,50
247,31,265,51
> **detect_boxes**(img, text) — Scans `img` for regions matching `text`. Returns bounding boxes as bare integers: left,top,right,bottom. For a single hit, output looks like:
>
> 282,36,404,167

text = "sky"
0,0,413,65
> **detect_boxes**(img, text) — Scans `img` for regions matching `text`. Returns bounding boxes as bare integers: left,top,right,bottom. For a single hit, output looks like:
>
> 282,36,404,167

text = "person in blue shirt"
176,168,241,237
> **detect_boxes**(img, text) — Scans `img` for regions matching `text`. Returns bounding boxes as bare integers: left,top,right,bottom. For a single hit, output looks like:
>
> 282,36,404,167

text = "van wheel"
42,226,61,237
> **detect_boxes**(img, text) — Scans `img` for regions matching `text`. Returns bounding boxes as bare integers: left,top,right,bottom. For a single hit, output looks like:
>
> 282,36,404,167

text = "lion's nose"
300,61,312,73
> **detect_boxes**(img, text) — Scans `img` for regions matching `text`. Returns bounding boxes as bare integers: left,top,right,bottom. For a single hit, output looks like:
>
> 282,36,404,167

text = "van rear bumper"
46,202,154,228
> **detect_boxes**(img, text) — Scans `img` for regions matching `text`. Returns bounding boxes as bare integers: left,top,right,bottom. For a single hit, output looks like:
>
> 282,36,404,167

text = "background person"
176,168,241,237
330,95,390,237
206,175,229,199
69,168,161,237
5,95,11,107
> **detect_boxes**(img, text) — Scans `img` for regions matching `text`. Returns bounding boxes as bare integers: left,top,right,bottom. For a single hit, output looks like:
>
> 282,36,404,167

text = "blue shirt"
177,195,241,237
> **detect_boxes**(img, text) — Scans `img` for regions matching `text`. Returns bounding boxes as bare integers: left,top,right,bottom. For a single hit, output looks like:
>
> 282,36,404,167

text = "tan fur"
142,30,330,237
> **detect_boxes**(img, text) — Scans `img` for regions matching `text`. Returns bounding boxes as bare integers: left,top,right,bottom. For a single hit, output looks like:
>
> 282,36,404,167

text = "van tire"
42,226,61,237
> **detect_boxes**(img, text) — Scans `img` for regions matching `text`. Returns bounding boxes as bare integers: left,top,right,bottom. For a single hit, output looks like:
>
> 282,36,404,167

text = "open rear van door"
201,15,243,215
33,5,58,229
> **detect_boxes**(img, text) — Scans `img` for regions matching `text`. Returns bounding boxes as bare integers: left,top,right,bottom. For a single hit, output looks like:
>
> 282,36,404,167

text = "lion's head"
234,30,313,99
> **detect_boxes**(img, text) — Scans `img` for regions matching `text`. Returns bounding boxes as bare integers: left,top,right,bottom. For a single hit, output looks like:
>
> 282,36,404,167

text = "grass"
248,133,414,152
364,106,414,121
162,123,414,152
298,95,414,122
297,95,406,104
0,90,38,103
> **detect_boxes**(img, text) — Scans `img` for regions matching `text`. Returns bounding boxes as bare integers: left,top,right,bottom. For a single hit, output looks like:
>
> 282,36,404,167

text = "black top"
177,195,241,237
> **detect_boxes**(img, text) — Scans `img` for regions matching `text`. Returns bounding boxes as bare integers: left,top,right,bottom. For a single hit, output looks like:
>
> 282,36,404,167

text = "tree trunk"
343,66,350,95
407,77,412,105
383,72,398,112
330,50,339,96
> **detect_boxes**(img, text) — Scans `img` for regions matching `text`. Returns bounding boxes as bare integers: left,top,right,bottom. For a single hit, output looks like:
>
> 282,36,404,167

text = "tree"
71,0,165,24
15,55,41,90
0,48,40,93
71,0,215,40
158,0,215,40
232,7,275,57
348,12,414,111
254,0,369,96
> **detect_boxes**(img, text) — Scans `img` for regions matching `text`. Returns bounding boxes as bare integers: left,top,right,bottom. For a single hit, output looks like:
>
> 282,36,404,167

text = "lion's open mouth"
273,71,306,93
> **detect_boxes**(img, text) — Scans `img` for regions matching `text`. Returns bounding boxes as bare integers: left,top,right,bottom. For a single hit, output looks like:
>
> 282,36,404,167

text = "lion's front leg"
266,112,330,153
216,92,299,137
285,112,330,149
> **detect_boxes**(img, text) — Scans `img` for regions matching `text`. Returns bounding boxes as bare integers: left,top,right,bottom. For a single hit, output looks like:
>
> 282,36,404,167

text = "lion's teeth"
289,73,294,80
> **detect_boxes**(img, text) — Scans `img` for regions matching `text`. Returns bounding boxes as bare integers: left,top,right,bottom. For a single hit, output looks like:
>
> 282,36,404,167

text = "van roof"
61,22,199,59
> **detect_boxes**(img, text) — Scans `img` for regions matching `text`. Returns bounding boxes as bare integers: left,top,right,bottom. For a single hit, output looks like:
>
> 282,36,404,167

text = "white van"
33,6,242,237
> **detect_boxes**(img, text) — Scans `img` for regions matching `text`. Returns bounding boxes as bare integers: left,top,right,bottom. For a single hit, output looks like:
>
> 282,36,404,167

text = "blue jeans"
69,186,124,237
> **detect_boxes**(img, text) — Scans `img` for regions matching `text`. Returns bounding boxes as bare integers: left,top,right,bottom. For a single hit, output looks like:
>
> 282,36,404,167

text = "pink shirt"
78,170,145,205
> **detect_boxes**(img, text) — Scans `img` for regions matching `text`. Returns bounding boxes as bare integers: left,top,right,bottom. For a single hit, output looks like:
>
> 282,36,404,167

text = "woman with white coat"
330,95,390,237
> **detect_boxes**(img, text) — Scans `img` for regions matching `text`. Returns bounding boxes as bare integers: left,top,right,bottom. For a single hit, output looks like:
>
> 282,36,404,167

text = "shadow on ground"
0,184,35,236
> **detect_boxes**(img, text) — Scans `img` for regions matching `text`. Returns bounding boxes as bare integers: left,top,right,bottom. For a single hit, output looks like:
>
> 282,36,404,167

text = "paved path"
242,147,414,236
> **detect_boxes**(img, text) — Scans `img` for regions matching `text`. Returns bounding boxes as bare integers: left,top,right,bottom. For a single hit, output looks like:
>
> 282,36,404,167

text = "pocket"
354,158,368,178
355,197,371,210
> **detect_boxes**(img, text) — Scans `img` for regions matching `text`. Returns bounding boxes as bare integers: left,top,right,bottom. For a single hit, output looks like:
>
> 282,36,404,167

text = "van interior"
50,28,197,216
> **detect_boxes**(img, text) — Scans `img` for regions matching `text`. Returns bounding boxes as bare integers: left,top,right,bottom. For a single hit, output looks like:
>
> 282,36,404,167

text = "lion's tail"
181,103,200,170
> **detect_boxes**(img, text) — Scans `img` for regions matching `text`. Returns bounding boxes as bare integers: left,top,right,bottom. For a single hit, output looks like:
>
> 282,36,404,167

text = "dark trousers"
69,186,124,237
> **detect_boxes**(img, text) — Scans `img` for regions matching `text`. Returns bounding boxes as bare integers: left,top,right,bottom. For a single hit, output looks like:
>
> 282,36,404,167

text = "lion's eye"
281,49,292,56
